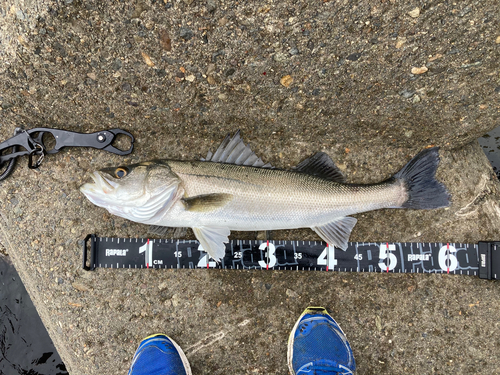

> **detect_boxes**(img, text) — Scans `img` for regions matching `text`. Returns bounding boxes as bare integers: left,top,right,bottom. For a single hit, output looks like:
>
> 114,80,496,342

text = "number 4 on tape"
317,244,337,271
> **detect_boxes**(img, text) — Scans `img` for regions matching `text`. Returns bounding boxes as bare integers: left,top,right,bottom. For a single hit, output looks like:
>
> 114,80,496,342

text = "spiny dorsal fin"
182,193,233,212
200,130,274,168
295,152,345,183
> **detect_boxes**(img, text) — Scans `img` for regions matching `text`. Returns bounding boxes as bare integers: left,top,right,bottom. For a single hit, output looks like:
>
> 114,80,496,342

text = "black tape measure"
82,235,499,280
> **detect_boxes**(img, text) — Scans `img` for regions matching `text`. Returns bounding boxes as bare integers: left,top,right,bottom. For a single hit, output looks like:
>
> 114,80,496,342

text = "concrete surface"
1,0,500,374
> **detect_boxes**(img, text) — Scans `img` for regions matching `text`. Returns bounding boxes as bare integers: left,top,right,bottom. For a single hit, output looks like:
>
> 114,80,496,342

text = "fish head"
80,161,180,222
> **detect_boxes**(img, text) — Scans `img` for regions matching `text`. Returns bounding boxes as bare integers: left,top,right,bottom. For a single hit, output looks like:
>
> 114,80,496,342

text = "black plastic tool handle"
0,127,135,181
26,128,135,155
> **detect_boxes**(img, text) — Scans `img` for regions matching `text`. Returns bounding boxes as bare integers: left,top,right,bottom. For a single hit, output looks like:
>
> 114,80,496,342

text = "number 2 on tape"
196,244,217,268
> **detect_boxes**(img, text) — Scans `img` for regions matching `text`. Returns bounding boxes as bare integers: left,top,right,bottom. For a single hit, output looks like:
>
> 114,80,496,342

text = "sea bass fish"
80,131,450,261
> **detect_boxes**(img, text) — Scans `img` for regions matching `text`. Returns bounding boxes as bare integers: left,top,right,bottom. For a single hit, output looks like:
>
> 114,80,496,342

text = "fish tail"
394,147,450,209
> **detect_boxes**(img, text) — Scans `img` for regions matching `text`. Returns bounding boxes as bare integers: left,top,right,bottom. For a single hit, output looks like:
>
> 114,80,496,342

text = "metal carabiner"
28,143,45,169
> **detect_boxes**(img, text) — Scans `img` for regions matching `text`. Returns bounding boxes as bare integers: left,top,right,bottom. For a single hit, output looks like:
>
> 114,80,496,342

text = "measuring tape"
82,235,499,280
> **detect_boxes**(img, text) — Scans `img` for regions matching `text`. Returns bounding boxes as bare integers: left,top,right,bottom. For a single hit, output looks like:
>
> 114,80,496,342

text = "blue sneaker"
287,307,356,375
128,334,192,375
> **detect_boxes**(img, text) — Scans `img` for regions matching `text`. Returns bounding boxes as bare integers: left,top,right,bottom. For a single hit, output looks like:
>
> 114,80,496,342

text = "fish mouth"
80,171,118,199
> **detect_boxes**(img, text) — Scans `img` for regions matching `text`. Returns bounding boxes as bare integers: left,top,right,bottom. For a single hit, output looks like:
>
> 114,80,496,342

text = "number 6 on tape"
438,244,458,273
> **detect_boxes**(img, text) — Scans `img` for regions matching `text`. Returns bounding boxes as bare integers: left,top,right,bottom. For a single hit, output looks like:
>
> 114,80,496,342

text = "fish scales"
165,160,406,230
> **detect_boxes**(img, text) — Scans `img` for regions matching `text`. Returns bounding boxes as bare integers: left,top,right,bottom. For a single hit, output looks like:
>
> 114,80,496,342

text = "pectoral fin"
192,226,230,261
182,193,233,212
311,217,358,251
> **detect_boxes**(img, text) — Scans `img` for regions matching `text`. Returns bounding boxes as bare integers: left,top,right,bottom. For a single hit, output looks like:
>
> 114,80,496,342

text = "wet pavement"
0,255,68,375
479,127,500,178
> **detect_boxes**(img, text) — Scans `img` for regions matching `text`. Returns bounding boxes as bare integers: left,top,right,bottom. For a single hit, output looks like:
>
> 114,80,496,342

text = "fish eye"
114,167,129,179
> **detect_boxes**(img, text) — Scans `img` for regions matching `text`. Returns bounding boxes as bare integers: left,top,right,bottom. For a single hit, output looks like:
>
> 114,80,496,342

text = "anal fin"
311,217,357,250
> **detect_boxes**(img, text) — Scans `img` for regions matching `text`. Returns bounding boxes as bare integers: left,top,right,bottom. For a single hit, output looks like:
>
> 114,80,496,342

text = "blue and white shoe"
128,334,192,375
287,307,356,375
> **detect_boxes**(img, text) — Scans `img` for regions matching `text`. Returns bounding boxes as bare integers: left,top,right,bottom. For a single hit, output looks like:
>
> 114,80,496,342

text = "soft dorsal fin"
295,152,345,182
201,130,273,168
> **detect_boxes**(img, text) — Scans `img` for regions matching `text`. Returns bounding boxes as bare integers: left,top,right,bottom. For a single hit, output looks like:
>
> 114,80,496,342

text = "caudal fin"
394,147,450,209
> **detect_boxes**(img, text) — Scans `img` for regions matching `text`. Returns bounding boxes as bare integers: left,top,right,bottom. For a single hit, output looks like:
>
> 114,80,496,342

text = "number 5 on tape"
379,243,397,272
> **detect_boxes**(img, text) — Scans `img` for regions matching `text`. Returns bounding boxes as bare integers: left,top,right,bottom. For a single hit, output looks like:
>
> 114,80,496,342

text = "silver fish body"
156,161,407,230
80,131,449,260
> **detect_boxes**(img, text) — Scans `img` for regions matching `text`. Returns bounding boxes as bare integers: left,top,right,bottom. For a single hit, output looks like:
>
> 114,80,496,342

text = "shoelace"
298,363,354,375
314,367,351,374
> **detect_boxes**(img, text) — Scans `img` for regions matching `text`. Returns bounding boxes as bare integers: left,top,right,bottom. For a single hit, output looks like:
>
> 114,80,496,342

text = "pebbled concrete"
1,0,500,374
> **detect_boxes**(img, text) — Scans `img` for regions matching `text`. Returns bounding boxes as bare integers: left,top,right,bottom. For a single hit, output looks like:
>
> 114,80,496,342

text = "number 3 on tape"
258,242,277,268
